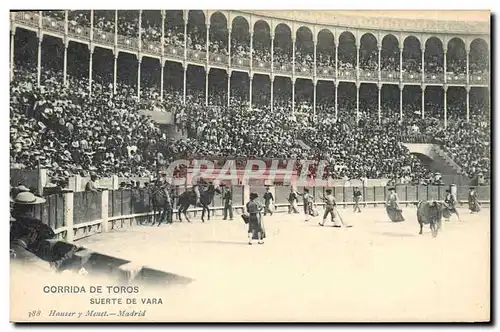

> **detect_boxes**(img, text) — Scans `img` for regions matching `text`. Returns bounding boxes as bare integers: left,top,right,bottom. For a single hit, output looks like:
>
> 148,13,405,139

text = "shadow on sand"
182,240,250,246
377,231,417,238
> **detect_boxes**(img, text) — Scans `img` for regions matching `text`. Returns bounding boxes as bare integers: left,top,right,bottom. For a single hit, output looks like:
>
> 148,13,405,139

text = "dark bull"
415,200,451,237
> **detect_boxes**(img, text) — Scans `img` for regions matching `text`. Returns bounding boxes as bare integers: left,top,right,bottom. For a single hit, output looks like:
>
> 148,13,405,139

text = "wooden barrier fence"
33,185,490,243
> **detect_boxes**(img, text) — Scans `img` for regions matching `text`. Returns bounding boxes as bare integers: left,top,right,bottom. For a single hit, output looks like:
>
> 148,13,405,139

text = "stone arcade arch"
316,29,336,79
295,26,314,75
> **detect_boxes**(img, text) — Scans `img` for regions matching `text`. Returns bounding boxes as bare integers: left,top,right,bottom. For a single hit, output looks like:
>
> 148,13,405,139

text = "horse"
149,184,174,226
176,185,221,223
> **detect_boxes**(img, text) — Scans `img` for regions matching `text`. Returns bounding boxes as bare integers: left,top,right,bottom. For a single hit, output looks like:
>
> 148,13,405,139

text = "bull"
415,200,450,237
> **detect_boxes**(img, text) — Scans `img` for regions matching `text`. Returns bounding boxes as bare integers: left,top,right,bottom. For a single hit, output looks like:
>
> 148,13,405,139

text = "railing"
208,53,228,66
469,73,489,85
67,25,91,41
446,72,467,84
316,66,335,79
337,69,356,80
187,49,206,63
425,72,445,84
164,44,184,60
273,62,292,75
359,70,378,81
231,56,251,70
117,35,138,51
93,29,114,47
253,59,271,70
15,11,40,28
296,66,314,76
381,70,399,82
141,40,162,56
42,16,64,34
402,71,421,83
33,185,490,243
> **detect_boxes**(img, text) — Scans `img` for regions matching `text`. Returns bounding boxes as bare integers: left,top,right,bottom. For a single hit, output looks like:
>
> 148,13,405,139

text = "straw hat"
11,192,46,205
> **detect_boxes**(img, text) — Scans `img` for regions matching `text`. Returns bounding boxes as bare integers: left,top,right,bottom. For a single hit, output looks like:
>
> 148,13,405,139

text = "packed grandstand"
9,10,490,185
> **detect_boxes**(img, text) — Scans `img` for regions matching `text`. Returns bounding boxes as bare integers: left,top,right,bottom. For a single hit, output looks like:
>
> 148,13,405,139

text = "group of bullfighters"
283,185,483,237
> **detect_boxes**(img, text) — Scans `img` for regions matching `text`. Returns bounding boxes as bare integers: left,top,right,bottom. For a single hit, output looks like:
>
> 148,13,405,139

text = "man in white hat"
10,192,54,270
11,184,30,199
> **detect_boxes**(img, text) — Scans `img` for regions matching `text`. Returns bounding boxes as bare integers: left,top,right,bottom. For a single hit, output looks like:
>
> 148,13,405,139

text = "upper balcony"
10,11,490,86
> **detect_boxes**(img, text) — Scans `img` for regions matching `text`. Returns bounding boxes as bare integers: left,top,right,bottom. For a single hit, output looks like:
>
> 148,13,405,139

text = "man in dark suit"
263,186,274,216
353,187,362,213
222,185,233,220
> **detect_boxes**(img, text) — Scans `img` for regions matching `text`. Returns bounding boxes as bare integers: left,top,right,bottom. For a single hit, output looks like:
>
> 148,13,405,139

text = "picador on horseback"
149,178,173,226
176,177,221,223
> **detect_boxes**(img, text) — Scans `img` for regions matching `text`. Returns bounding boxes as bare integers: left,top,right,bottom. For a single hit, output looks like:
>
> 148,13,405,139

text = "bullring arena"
9,9,490,322
11,191,491,322
77,205,490,322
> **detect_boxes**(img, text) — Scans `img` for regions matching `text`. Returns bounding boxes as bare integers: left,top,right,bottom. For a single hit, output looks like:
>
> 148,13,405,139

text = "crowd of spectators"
316,52,335,68
437,116,490,179
11,58,490,185
10,65,165,180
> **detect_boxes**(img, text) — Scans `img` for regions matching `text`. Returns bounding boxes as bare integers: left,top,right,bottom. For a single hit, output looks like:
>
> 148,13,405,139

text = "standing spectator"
263,186,274,216
353,187,362,213
222,185,233,221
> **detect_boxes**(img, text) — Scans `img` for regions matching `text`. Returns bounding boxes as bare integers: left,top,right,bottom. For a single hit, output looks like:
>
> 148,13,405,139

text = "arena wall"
34,184,490,243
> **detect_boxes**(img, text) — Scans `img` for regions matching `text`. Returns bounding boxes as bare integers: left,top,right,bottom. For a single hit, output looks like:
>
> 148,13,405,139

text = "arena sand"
11,207,490,322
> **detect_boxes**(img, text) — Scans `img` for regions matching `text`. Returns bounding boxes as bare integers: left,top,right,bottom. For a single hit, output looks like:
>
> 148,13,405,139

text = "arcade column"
227,69,231,108
377,83,382,125
10,29,15,82
227,27,232,68
183,64,187,105
421,84,426,119
249,74,253,109
443,47,448,84
313,79,317,116
356,81,360,122
399,83,404,122
356,43,360,80
270,75,274,112
37,34,42,88
137,57,142,101
113,51,118,95
88,45,94,98
466,85,471,123
334,81,339,120
378,45,382,81
63,38,68,86
443,84,448,128
160,59,165,102
205,67,209,106
421,45,425,82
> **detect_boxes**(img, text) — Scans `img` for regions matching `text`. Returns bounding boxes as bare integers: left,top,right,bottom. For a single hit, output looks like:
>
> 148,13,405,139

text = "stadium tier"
10,10,490,185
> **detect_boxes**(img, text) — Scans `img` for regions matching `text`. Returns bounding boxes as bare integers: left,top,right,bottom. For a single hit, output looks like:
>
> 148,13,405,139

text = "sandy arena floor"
11,206,490,322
